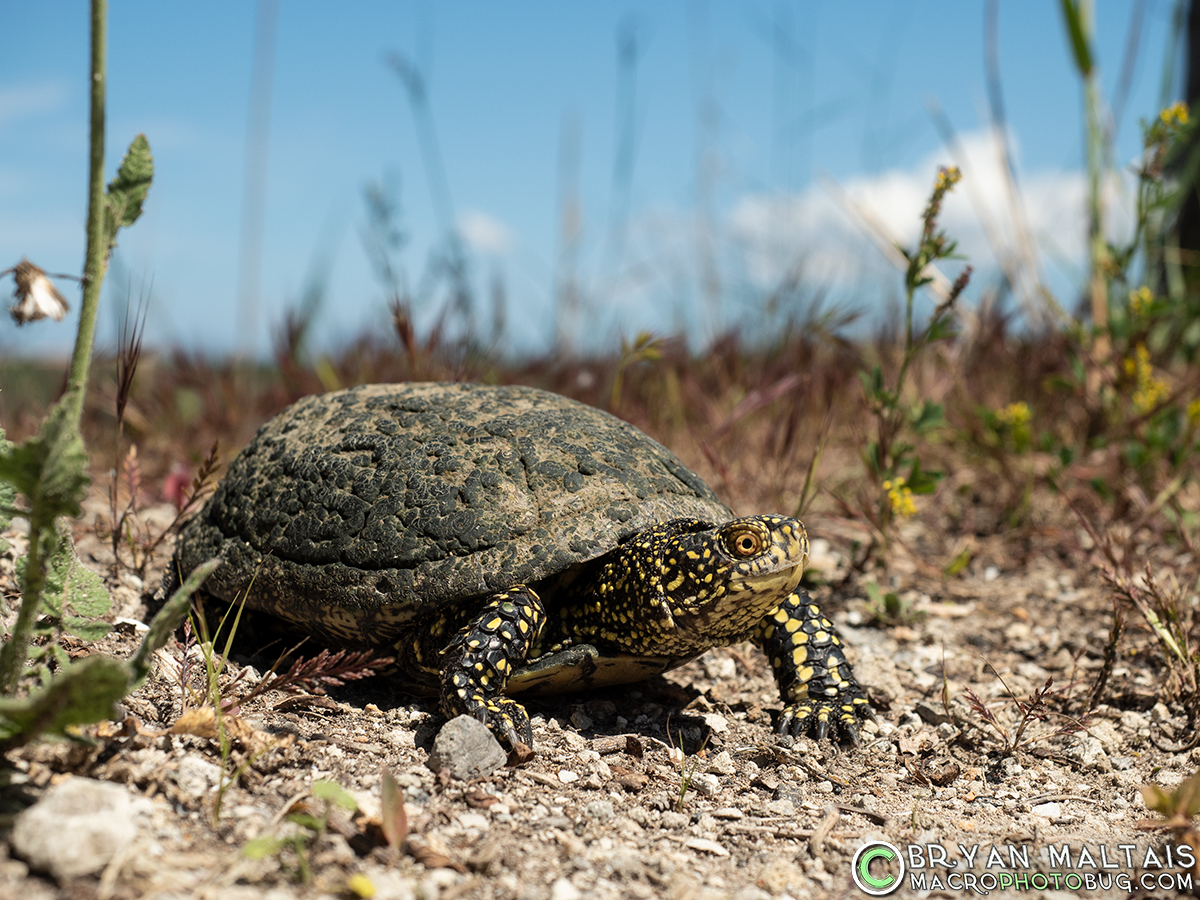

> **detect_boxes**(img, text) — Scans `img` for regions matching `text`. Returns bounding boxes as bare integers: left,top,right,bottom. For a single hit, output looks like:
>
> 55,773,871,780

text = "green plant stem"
0,513,51,693
0,0,107,694
66,0,108,427
1078,0,1112,369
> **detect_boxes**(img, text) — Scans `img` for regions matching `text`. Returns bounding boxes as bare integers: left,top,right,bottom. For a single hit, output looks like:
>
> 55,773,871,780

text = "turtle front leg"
440,586,546,748
755,588,872,743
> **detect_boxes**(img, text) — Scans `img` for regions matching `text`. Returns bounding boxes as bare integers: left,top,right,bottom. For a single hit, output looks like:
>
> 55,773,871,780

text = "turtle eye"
726,527,764,558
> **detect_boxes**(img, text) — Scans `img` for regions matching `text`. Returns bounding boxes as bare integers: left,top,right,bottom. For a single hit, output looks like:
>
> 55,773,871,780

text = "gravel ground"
1,499,1198,900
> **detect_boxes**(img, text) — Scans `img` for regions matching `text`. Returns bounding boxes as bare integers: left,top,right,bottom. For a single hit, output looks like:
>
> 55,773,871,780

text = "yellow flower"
1187,396,1200,424
994,401,1030,427
1161,102,1189,126
345,874,376,898
883,476,917,517
1125,343,1169,414
1129,286,1153,316
936,166,962,191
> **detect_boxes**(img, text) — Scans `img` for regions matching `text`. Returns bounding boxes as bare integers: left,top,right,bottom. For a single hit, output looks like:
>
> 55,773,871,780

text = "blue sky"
0,1,1186,358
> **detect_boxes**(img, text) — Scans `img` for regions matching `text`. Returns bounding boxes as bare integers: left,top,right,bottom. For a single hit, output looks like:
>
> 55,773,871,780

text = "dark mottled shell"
174,382,731,644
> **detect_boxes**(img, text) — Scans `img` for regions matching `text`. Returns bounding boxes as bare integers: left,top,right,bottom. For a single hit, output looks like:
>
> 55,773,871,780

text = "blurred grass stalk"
1062,0,1113,369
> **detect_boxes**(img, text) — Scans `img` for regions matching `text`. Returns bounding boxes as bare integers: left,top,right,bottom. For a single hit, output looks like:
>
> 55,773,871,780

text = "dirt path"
1,500,1197,900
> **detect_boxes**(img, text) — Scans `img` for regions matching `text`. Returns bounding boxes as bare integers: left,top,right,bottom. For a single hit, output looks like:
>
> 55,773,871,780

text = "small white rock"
12,778,148,879
550,876,583,900
1031,801,1061,818
457,812,490,830
706,750,736,775
684,837,730,856
557,769,579,784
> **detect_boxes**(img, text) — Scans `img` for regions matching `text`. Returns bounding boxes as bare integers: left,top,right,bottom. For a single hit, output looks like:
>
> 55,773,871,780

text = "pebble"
706,750,736,775
660,811,689,829
457,812,490,831
685,837,729,856
584,800,615,823
1030,801,1061,818
11,778,148,879
426,715,507,780
172,755,223,800
549,877,582,900
1065,735,1111,770
557,769,579,784
1120,710,1148,732
604,849,644,879
688,772,721,797
569,710,593,730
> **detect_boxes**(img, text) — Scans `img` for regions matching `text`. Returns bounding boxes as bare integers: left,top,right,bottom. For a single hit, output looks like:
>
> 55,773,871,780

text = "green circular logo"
851,841,905,895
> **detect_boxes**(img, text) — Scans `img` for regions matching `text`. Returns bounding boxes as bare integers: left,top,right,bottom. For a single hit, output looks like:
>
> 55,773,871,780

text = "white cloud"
0,81,69,128
727,129,1117,317
458,209,514,256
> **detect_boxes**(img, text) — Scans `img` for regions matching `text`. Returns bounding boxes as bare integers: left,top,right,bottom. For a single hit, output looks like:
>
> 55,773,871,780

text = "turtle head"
607,515,808,654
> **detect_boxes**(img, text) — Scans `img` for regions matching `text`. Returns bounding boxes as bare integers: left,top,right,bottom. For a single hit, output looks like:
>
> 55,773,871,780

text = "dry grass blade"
380,766,408,852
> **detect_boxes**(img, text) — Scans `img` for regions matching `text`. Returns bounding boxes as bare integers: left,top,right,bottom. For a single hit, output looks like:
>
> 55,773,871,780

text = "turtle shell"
174,382,732,647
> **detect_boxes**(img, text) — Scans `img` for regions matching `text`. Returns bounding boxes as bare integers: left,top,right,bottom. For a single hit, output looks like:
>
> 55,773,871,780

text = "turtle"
168,382,872,748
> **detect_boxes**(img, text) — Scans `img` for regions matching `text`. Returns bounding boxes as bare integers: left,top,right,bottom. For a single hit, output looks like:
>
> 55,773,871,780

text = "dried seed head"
9,258,69,324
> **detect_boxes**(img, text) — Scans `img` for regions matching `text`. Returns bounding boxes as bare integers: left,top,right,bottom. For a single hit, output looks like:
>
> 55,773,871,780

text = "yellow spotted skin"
755,592,871,742
439,588,547,746
404,515,871,748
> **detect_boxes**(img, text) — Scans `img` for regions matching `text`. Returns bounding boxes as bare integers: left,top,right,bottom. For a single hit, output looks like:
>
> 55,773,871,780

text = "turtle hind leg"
439,585,547,748
755,588,872,744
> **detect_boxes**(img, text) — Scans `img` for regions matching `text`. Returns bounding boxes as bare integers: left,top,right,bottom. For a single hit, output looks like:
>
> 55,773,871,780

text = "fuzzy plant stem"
0,511,52,693
0,0,107,693
67,0,108,426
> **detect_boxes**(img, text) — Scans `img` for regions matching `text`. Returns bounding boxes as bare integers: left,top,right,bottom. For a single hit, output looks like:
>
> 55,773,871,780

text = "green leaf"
943,547,972,577
925,314,958,344
858,366,885,399
129,557,221,687
286,813,325,832
62,617,111,641
0,655,132,749
912,401,944,433
864,441,881,475
0,393,89,521
312,779,358,812
1058,0,1093,77
242,835,288,860
104,134,154,248
33,526,111,626
906,458,943,494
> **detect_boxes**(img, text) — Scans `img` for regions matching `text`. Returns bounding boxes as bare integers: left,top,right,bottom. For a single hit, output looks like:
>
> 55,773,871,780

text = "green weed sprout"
243,780,359,883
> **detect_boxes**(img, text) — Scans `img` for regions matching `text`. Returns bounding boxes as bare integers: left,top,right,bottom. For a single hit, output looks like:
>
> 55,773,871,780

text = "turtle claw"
776,696,872,745
488,697,534,748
